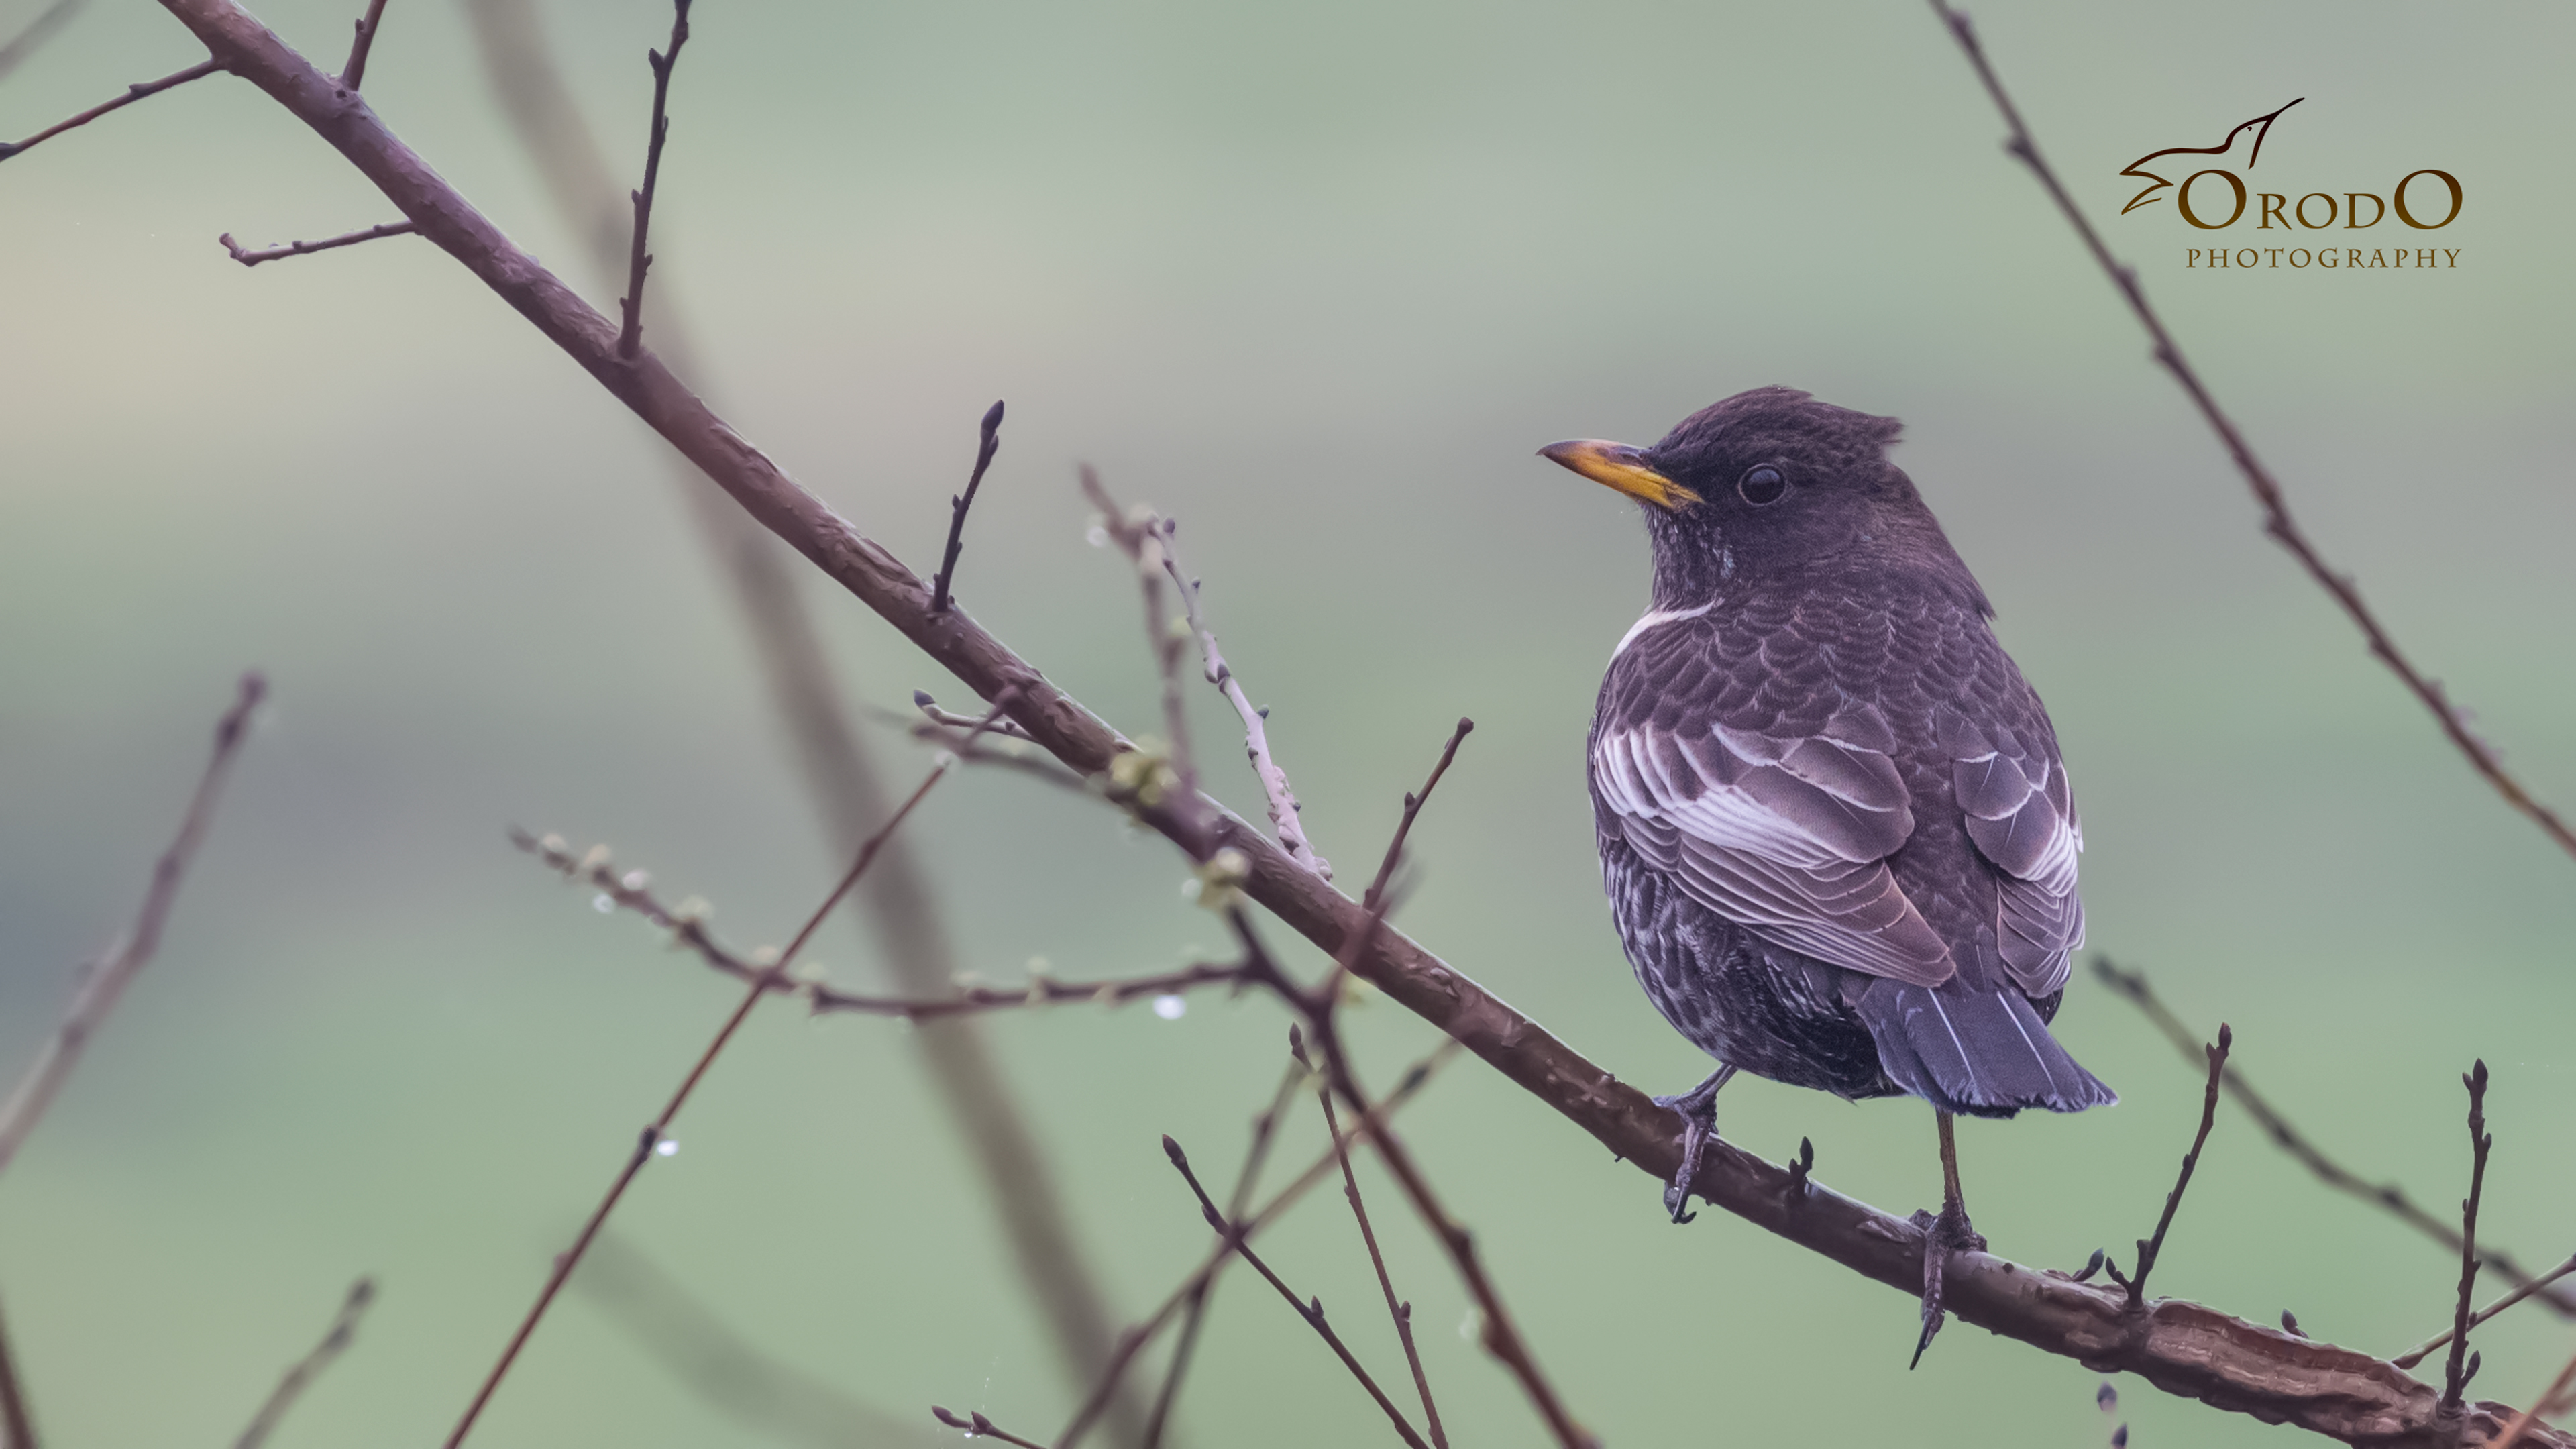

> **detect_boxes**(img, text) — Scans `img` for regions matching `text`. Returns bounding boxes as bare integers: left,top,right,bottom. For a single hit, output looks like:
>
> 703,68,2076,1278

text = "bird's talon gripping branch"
1650,1063,1736,1224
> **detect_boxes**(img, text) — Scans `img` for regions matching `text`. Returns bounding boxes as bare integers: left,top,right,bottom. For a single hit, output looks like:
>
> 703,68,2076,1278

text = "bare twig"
2397,1254,2576,1371
1163,1137,1430,1449
2492,1346,2576,1449
576,1235,944,1449
913,690,1036,741
1080,468,1208,849
930,400,1006,614
232,1278,375,1449
1153,518,1330,879
1313,1057,1446,1449
0,672,262,1179
458,11,1141,1424
0,58,218,164
338,0,388,88
219,219,415,266
0,1286,36,1449
447,708,984,1448
2441,1061,2493,1410
1053,1042,1459,1449
0,0,85,83
615,0,691,359
511,826,1244,1017
2103,1024,2230,1309
127,12,2576,1437
2096,957,2576,1321
1143,1046,1313,1449
933,1406,1048,1449
1927,0,2576,862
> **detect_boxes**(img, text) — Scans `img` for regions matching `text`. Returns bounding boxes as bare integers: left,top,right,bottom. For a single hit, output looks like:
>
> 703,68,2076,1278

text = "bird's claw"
1652,1069,1733,1226
1909,1200,1984,1368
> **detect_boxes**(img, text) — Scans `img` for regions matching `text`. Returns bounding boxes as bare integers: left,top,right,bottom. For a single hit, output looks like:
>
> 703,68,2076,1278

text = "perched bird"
1541,388,2114,1362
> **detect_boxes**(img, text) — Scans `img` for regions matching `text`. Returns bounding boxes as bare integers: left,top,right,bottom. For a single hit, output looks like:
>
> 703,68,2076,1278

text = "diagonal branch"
2104,1025,2229,1307
1162,1136,1429,1449
0,58,219,164
2096,957,2576,1321
930,400,1006,614
0,672,264,1179
0,1285,36,1449
445,708,988,1448
219,219,415,266
232,1278,375,1449
123,7,2576,1440
2395,1253,2576,1372
338,0,388,89
0,0,86,83
1311,1055,1446,1449
1925,0,2576,863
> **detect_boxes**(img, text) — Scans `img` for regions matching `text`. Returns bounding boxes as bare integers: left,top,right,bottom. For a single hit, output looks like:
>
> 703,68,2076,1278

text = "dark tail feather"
1853,980,2116,1116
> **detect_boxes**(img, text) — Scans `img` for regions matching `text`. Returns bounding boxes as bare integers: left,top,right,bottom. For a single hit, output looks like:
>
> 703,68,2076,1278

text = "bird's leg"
1652,1063,1737,1224
1908,1110,1987,1367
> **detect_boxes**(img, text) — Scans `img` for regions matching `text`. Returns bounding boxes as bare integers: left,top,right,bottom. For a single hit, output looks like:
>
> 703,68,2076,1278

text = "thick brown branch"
219,218,415,266
232,1278,374,1449
2096,957,2576,1322
616,0,690,358
337,0,386,88
0,672,263,1179
0,58,218,164
136,8,2576,1439
1926,0,2576,863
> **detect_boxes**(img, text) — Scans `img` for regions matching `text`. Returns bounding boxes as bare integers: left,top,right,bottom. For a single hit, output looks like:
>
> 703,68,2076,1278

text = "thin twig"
2491,1346,2576,1449
445,705,989,1448
456,7,1143,1423
232,1278,376,1449
1051,1041,1459,1449
0,0,85,83
2104,1024,2231,1309
2397,1253,2576,1371
1926,0,2576,863
1322,718,1472,1002
1153,518,1330,878
930,400,1005,614
1080,468,1208,850
2096,957,2576,1321
912,690,1036,741
0,58,219,164
1163,1137,1430,1449
219,219,416,266
0,672,263,1179
933,1407,1048,1449
1313,1057,1446,1449
0,1286,36,1449
615,0,691,359
1144,1046,1312,1449
2441,1061,2493,1410
511,826,1244,1018
338,0,388,88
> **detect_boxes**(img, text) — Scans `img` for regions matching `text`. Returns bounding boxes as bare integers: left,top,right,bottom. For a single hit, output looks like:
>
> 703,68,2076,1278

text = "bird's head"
1541,386,1986,614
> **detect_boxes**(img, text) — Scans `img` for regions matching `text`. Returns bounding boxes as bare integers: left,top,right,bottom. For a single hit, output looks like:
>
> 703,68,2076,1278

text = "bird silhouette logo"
2117,99,2304,215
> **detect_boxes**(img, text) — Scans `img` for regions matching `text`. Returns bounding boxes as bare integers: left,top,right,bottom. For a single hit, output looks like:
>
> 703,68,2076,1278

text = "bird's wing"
1591,616,1956,986
1940,704,2083,998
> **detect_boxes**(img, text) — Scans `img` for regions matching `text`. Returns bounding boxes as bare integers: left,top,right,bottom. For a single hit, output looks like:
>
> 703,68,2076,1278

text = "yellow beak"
1538,439,1701,511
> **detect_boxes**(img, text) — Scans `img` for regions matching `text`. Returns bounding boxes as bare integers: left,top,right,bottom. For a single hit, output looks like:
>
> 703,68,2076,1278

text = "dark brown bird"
1542,387,2114,1362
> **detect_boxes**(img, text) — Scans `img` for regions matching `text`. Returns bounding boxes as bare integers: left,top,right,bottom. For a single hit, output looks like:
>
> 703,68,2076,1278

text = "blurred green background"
3,1,2571,1444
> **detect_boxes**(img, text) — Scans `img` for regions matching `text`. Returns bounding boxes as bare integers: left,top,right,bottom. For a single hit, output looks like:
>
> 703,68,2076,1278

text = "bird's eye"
1737,466,1786,506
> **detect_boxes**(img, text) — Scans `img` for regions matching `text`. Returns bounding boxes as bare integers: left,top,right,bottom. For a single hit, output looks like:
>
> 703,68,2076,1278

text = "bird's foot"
1652,1065,1736,1225
1907,1201,1986,1368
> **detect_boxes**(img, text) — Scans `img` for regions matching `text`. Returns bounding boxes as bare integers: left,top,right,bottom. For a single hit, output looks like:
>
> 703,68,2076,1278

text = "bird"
1540,387,2115,1364
2116,97,2302,215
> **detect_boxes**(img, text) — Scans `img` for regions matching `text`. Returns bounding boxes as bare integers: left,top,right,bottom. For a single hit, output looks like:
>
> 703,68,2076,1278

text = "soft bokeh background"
3,1,2570,1444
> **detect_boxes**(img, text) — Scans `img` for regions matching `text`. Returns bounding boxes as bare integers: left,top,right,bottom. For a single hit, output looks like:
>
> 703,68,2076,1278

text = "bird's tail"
1852,980,2116,1117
